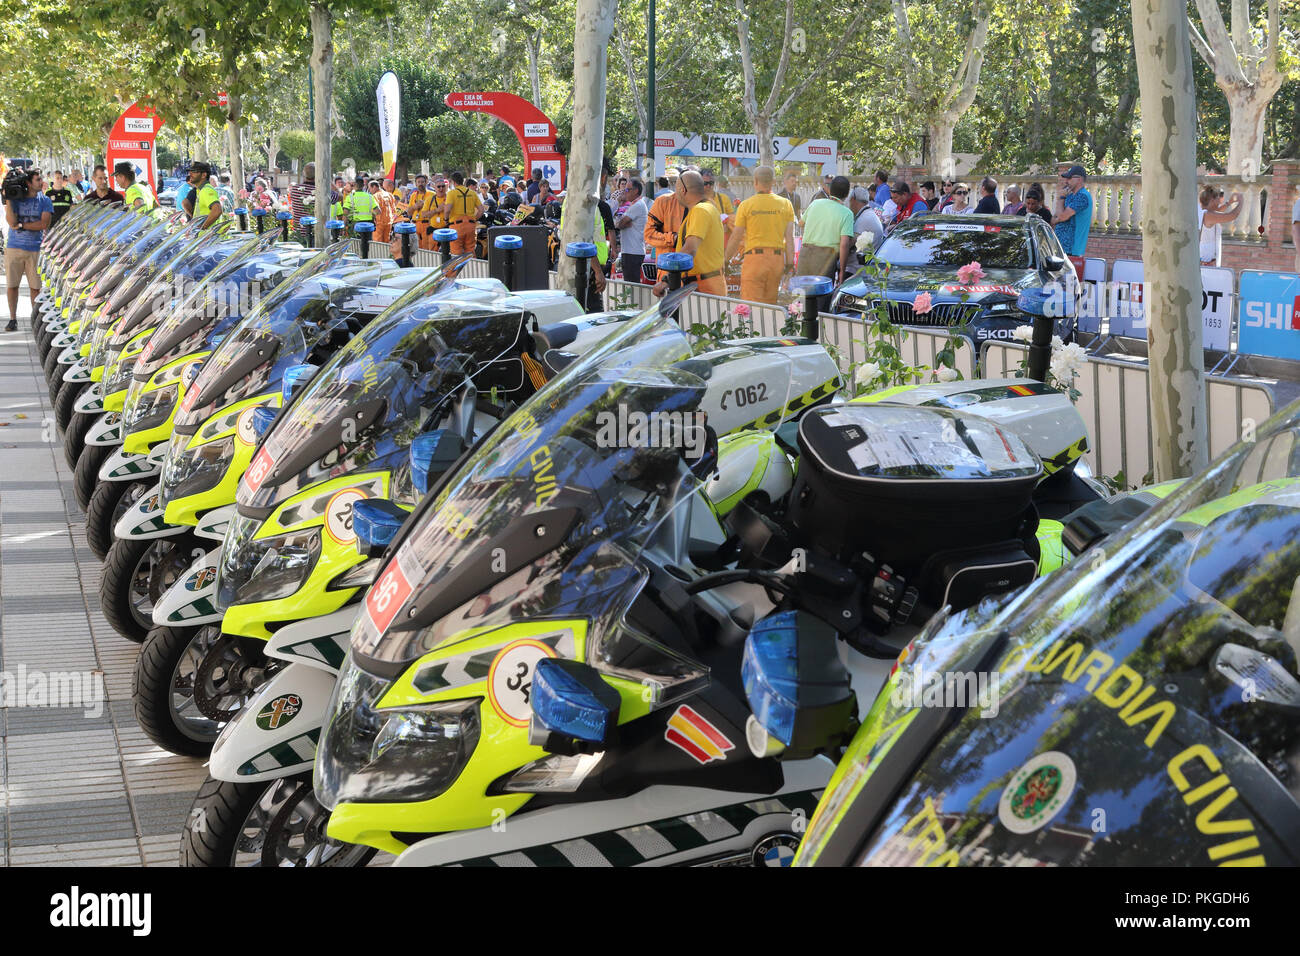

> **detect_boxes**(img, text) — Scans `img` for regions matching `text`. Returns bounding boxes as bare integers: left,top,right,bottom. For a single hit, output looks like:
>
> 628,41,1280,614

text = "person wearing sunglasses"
947,183,974,214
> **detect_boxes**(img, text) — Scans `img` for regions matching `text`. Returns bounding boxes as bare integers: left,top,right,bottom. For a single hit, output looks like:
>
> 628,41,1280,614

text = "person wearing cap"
644,172,688,278
442,170,481,255
724,165,794,304
652,170,726,298
183,162,222,228
343,176,376,235
114,161,155,210
848,186,884,252
1053,164,1093,256
886,181,926,228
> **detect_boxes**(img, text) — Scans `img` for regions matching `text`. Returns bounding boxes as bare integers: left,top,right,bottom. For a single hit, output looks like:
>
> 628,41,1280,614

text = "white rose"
855,361,883,388
1012,324,1034,343
855,232,873,255
1051,335,1064,348
936,366,959,382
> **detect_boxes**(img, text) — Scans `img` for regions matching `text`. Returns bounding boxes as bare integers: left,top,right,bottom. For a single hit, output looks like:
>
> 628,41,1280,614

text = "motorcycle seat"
533,322,578,352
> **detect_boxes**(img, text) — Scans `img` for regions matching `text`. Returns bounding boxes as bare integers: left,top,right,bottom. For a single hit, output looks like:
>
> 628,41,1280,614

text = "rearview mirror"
1043,255,1066,272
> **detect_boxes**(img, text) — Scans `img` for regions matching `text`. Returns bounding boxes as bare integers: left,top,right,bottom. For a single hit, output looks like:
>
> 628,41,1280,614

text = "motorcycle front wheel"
181,773,376,867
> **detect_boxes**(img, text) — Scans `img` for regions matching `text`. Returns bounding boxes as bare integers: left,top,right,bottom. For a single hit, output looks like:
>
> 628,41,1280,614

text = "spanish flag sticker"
665,705,735,764
1009,385,1034,396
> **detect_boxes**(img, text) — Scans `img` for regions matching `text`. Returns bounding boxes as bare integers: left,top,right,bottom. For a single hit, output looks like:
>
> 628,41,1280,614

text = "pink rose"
787,299,805,315
912,292,933,315
956,261,986,284
733,303,751,317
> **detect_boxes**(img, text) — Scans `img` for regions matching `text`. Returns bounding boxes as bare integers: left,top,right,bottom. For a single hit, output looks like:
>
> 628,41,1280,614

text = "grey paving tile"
2,594,89,614
132,790,194,837
8,795,135,846
2,706,112,735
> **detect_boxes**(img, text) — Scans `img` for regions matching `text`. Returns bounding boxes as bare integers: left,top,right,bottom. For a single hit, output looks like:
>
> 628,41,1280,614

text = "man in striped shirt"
289,162,316,229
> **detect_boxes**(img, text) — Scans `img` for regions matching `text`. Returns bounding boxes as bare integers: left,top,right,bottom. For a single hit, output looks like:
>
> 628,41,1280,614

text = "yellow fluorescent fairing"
326,618,655,851
122,350,210,454
162,392,281,527
220,472,390,641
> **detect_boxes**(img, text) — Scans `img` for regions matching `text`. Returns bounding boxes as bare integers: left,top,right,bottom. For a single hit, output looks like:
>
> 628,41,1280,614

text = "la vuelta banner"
445,91,565,192
376,71,400,180
105,102,164,196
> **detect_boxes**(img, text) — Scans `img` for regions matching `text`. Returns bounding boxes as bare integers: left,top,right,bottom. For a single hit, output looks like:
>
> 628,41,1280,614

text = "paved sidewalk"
0,288,207,866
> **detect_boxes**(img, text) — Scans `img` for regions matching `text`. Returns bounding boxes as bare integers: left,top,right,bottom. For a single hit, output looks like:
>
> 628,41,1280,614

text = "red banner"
445,92,565,192
105,102,165,196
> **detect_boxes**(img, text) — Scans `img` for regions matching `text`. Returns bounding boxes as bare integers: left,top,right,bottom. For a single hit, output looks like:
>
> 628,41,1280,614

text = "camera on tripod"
2,167,32,202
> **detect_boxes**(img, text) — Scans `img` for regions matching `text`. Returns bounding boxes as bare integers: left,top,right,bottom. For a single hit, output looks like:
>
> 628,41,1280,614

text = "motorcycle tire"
181,773,377,868
100,532,198,643
42,346,62,392
86,478,146,560
54,378,84,433
63,407,96,468
37,328,55,361
133,625,215,756
73,442,111,511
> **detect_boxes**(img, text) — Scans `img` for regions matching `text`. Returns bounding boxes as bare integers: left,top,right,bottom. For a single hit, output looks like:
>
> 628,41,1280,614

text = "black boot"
4,319,16,332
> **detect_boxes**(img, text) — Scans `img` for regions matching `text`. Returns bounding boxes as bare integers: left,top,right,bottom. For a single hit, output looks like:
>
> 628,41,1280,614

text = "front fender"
152,547,221,627
114,481,185,539
84,412,123,446
73,382,105,415
207,663,336,784
99,446,161,482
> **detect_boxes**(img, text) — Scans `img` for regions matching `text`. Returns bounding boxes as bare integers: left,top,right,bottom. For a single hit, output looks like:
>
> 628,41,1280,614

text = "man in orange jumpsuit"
723,165,795,304
442,170,480,255
643,173,687,281
408,174,435,250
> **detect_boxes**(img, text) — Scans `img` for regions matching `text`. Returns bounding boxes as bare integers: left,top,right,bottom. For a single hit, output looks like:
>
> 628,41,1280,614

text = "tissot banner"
105,102,164,196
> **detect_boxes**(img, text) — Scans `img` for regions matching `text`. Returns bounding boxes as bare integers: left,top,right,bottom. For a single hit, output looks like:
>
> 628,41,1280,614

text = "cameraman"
4,167,51,332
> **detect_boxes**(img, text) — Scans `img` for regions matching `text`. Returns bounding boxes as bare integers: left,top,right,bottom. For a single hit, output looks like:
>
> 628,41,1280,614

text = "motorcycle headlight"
315,658,480,809
104,349,141,398
217,518,321,608
161,433,236,503
124,382,179,432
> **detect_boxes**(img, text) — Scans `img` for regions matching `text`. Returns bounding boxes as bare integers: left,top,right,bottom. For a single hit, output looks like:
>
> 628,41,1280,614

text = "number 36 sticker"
488,639,559,727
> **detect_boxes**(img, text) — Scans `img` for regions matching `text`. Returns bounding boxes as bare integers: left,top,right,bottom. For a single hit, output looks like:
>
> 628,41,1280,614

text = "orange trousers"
417,222,435,250
691,275,727,296
739,250,785,304
450,218,476,255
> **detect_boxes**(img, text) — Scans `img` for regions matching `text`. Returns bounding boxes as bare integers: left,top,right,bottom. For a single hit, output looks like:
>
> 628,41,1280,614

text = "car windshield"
874,218,1033,270
349,309,714,698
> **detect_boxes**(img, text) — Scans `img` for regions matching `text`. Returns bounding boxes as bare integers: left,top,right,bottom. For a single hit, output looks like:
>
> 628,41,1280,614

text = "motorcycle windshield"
236,304,528,513
83,212,188,315
108,231,245,347
811,402,1300,867
100,219,217,328
133,230,293,377
349,309,714,697
173,246,379,428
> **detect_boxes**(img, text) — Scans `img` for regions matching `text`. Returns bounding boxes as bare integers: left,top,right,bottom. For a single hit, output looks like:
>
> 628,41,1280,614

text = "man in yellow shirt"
653,170,726,297
441,170,480,255
723,165,794,304
408,174,435,249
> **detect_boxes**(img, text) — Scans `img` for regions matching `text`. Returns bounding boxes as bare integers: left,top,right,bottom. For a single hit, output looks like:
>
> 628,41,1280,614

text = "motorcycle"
182,292,846,865
791,398,1300,866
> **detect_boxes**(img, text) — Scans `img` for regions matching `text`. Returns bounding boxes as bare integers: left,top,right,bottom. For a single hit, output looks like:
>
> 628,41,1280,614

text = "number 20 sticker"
487,639,558,727
324,488,368,545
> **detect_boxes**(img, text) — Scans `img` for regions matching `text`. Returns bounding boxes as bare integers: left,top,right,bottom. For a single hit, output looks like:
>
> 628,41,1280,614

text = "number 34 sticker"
487,639,558,727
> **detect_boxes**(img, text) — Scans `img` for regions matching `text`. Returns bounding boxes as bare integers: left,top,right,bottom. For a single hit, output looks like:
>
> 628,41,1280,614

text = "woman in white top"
947,183,974,214
1197,185,1243,266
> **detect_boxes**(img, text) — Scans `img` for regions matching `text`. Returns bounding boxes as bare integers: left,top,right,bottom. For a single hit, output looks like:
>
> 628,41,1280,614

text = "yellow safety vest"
194,184,220,218
125,182,155,210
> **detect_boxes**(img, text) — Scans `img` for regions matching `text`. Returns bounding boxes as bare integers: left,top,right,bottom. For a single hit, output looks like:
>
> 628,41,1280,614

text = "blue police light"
352,499,404,554
741,611,802,746
281,363,317,403
565,241,597,259
410,429,466,496
233,207,249,216
249,405,278,439
657,251,693,273
250,208,268,218
326,219,345,230
1016,287,1049,316
275,210,293,221
300,216,317,227
741,610,855,756
432,227,458,243
494,234,523,250
530,658,621,744
789,275,833,297
354,221,375,234
393,222,417,235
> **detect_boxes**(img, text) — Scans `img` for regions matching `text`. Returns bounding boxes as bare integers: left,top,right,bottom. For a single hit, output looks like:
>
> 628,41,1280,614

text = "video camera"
2,167,32,202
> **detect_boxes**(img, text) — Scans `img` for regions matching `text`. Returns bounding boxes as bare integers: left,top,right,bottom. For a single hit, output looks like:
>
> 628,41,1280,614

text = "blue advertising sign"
1238,270,1300,360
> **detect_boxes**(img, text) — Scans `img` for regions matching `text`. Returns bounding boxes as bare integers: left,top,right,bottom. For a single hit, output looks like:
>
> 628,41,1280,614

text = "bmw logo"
752,833,801,867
